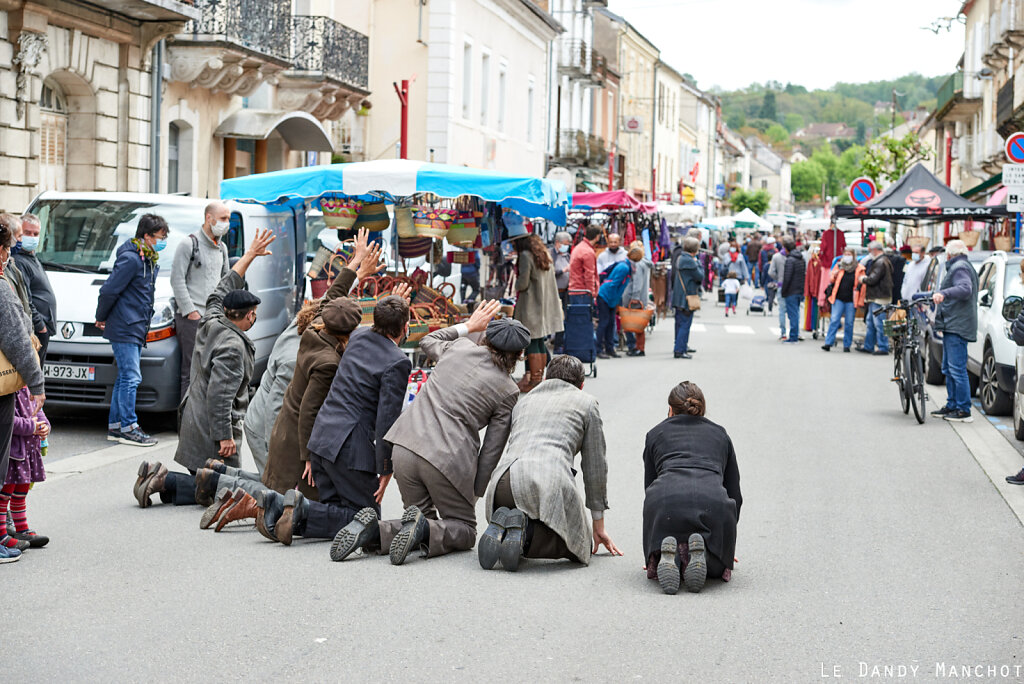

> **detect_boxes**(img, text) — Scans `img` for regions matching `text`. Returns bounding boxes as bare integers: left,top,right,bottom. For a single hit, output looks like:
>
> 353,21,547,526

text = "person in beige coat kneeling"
480,355,622,571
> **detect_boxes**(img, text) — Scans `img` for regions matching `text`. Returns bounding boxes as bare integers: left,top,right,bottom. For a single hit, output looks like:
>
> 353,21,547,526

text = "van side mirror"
1003,295,1023,322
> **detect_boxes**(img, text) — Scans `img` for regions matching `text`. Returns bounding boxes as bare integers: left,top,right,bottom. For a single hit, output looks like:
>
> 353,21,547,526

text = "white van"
26,192,307,413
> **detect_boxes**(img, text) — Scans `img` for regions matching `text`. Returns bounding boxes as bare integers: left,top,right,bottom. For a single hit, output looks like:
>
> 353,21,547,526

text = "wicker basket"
958,230,980,247
617,302,655,334
906,235,930,248
994,235,1014,251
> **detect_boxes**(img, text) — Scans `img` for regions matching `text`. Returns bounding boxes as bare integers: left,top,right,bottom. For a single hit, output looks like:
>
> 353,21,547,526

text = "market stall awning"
214,110,334,152
571,190,642,211
834,163,1008,221
219,159,570,224
733,207,772,230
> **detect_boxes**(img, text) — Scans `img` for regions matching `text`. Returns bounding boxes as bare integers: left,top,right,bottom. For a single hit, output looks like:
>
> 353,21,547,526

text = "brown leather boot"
200,487,234,530
214,489,258,532
139,462,168,507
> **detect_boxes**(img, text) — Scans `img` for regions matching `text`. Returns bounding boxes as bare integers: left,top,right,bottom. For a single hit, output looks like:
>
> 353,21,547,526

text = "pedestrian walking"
0,218,45,565
480,355,621,572
12,213,56,362
671,237,703,359
643,381,742,595
95,214,168,446
0,386,49,550
781,238,805,343
622,242,651,356
722,271,740,317
746,233,763,287
170,202,232,400
857,241,893,356
821,247,861,352
513,233,564,391
929,239,979,423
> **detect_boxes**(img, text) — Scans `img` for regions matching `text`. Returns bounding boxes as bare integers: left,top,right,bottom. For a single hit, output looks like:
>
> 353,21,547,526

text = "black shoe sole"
389,506,427,565
684,533,707,593
499,509,527,572
331,507,379,562
657,536,680,595
479,507,509,570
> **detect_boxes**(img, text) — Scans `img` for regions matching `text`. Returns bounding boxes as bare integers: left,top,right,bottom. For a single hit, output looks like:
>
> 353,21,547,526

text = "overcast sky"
605,0,965,91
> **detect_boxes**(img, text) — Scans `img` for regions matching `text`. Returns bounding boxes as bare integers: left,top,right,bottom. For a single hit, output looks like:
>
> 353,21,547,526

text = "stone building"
0,0,199,211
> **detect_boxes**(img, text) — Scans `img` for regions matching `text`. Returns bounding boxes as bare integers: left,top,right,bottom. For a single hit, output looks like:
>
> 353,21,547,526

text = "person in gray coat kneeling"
133,229,276,509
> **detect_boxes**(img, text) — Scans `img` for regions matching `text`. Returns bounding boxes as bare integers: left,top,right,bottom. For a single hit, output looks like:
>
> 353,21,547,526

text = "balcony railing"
555,129,607,167
558,40,591,78
936,71,964,114
291,16,369,90
998,76,1015,129
184,0,292,63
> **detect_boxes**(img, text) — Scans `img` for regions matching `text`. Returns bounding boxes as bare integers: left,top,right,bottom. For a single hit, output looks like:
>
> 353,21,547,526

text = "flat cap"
321,297,362,335
486,317,530,351
223,289,261,310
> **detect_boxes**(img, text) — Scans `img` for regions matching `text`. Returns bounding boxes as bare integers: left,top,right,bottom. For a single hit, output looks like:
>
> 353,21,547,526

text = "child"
1,386,49,549
722,270,740,317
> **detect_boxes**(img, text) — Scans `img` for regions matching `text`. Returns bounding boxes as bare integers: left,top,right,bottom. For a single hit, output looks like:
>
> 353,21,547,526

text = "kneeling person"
480,355,621,571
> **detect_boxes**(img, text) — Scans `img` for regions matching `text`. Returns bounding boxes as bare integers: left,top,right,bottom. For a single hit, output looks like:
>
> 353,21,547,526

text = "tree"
837,145,866,186
766,123,789,144
810,144,842,198
857,132,933,185
759,91,777,121
855,120,867,145
791,160,827,202
729,188,772,215
783,113,805,133
727,111,746,130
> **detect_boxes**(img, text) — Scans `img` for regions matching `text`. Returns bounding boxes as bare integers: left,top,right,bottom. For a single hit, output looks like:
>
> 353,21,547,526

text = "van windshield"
28,199,202,275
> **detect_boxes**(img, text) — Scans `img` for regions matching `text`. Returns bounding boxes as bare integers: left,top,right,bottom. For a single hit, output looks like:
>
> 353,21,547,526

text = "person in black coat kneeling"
642,381,742,594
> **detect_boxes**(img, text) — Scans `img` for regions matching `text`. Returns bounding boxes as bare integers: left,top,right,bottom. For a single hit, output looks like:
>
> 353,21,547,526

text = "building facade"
652,60,681,201
0,0,199,211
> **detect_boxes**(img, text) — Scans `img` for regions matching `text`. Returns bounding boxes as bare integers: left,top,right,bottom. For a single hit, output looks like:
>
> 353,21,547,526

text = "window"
39,79,67,192
761,179,768,190
480,52,490,125
497,64,507,133
526,78,535,142
167,123,180,194
978,262,995,307
462,43,473,119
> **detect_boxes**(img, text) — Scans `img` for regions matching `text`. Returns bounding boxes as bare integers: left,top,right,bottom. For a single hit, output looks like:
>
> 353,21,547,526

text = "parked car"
27,191,307,413
966,251,1024,415
1001,295,1024,439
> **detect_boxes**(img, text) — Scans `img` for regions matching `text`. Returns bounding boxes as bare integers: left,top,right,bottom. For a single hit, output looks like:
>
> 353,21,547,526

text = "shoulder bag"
676,262,701,312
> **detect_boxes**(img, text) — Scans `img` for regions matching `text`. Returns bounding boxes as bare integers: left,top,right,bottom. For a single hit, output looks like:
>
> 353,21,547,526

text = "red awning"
571,190,642,211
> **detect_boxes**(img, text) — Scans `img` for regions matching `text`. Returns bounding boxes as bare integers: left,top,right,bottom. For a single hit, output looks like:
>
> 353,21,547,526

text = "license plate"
44,364,96,382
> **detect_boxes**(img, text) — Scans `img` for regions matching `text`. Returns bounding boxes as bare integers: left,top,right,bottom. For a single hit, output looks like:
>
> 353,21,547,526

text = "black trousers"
36,331,49,366
174,314,201,401
160,471,197,506
0,393,14,487
304,451,380,539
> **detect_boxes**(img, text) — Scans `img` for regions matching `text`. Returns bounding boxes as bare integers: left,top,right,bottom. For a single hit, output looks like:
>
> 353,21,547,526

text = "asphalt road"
9,302,1024,682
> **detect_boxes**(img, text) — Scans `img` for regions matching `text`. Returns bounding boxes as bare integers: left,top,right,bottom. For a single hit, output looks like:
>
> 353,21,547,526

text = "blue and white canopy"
220,159,569,224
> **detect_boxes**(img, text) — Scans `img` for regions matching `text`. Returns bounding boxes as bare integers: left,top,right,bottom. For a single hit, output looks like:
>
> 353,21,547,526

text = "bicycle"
882,296,930,424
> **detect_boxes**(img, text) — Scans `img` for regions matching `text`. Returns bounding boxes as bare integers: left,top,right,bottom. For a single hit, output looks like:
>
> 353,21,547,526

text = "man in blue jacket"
596,258,632,359
95,214,168,446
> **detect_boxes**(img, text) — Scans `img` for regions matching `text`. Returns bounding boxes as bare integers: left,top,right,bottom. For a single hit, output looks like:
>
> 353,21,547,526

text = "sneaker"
843,347,851,353
11,530,48,548
118,428,157,447
0,545,20,564
943,410,974,423
107,430,121,442
930,406,954,418
626,349,645,357
1006,469,1024,485
821,344,831,352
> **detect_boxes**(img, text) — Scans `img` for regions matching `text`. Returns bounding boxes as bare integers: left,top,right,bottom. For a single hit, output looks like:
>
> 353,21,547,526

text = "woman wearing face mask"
550,232,572,353
95,214,169,446
821,247,863,352
170,202,232,401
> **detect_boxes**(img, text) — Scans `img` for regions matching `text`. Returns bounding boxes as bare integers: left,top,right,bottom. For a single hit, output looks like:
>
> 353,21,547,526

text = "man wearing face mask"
13,214,56,362
170,201,232,401
96,214,169,446
900,244,931,302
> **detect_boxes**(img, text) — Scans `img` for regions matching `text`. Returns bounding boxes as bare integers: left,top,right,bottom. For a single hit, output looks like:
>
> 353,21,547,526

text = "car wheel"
980,346,1012,415
1014,388,1024,441
924,336,944,385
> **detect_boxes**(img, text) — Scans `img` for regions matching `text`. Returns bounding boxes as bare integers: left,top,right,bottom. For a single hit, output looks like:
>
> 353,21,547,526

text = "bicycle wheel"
895,349,910,414
907,345,926,424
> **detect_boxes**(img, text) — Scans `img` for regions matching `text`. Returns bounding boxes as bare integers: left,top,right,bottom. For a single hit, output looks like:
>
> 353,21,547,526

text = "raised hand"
466,299,502,334
350,227,371,267
390,282,413,302
356,242,386,280
247,229,276,258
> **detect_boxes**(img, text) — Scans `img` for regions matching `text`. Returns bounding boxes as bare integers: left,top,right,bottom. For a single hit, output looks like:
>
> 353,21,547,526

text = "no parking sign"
848,177,877,205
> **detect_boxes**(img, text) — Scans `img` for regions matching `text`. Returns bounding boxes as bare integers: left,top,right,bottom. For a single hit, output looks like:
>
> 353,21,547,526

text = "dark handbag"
824,282,834,298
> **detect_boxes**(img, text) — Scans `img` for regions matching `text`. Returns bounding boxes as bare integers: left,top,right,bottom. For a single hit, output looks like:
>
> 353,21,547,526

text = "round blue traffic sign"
849,176,877,205
1006,132,1024,164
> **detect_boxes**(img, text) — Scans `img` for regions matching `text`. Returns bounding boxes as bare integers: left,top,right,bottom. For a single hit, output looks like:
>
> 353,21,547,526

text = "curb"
46,434,180,482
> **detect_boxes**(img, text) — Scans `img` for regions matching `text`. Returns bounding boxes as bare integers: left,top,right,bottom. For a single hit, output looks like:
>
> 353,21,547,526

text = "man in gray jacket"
480,355,621,571
132,229,275,508
170,202,231,400
929,239,979,423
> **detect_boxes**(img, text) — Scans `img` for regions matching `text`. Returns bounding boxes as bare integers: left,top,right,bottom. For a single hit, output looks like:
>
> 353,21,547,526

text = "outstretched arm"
205,229,276,318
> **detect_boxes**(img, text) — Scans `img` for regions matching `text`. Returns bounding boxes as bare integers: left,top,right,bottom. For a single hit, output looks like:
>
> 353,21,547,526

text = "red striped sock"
10,489,28,533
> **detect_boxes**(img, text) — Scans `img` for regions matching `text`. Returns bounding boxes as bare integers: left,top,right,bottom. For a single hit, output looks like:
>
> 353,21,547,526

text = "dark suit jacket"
306,326,411,475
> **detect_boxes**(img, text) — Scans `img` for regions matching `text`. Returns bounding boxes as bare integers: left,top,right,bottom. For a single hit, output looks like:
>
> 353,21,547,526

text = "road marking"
691,323,707,332
769,327,782,336
46,434,179,481
724,325,755,335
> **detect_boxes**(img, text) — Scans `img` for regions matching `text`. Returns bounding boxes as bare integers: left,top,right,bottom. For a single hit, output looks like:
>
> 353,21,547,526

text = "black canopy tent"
834,163,1009,223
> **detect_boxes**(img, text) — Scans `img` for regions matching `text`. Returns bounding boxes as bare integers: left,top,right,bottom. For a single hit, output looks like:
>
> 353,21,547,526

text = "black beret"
322,297,362,335
223,289,261,311
486,317,530,351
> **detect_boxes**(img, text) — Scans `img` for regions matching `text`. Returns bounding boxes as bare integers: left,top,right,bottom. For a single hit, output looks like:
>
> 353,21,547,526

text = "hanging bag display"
395,206,417,238
352,201,390,232
320,197,362,229
447,211,481,246
413,206,456,239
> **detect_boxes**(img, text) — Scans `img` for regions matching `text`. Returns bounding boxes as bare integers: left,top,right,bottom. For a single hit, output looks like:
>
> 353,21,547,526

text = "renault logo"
61,322,75,340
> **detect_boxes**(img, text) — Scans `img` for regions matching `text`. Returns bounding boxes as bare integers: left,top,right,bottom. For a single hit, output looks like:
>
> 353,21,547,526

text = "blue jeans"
724,293,737,309
825,299,856,348
674,307,693,354
776,287,787,332
942,333,971,412
862,301,889,352
596,297,617,354
109,341,142,432
785,294,802,341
